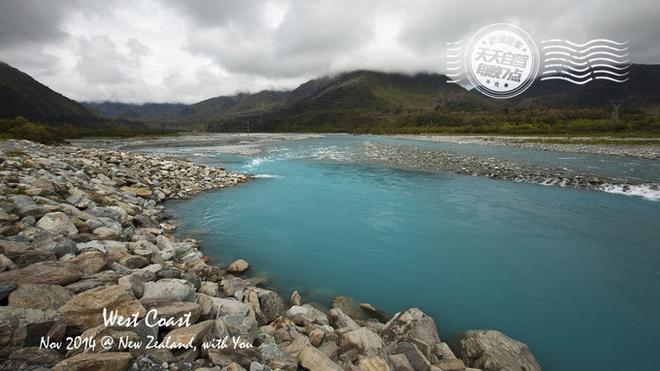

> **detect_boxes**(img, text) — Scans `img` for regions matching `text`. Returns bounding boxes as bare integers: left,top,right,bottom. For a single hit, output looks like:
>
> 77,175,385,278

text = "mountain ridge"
83,65,660,125
1,61,659,134
0,61,99,125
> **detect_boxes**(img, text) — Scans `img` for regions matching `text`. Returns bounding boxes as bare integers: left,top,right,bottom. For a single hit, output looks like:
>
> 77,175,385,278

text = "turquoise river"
148,135,660,371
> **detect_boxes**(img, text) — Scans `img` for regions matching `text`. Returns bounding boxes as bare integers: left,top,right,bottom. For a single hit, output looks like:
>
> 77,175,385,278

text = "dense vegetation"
0,117,176,144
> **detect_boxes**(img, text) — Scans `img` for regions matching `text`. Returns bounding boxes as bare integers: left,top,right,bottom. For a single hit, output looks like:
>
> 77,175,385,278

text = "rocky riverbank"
394,134,660,160
0,140,541,371
361,141,660,197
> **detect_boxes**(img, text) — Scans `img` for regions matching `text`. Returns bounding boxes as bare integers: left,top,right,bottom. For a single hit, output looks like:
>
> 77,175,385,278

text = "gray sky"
1,0,658,103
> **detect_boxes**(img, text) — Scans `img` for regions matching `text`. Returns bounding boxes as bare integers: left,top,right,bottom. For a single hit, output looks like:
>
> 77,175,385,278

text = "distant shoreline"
74,133,660,201
393,134,660,160
72,131,660,160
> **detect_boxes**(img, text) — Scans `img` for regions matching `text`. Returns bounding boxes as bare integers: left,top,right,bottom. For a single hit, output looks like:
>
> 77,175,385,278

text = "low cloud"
0,0,658,103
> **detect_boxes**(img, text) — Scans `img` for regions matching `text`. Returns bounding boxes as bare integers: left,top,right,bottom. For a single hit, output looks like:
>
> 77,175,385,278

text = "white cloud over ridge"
0,0,658,103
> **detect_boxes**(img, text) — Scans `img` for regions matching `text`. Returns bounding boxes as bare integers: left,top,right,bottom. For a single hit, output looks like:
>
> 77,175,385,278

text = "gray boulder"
32,233,77,257
0,261,83,285
0,239,55,267
0,282,18,301
381,308,441,351
217,314,259,343
328,307,359,330
9,195,47,218
459,330,541,371
36,212,78,237
0,306,65,358
286,304,329,326
8,283,73,310
141,278,196,302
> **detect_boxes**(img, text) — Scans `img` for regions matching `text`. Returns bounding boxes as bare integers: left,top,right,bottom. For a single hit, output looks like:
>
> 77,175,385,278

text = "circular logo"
465,23,539,99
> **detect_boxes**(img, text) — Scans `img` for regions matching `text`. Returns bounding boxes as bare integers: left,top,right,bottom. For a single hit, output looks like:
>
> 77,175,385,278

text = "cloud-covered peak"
1,0,658,103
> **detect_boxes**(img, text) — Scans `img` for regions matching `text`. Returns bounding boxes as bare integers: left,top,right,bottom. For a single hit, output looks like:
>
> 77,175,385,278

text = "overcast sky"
1,0,658,103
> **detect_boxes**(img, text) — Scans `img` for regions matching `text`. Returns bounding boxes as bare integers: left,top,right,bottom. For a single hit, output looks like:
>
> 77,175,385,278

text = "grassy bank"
0,117,177,144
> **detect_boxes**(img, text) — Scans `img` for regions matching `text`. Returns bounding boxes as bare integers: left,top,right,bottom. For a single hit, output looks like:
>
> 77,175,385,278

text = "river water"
146,134,660,371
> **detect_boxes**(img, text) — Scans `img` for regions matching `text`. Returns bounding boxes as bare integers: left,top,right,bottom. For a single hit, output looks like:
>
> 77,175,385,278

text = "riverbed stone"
8,346,64,366
52,352,134,371
243,287,286,325
93,226,119,240
163,319,214,346
199,281,220,297
0,281,18,300
0,253,18,272
328,307,360,330
211,297,252,317
9,195,47,218
357,356,391,371
0,306,65,357
221,275,250,296
118,272,145,298
8,283,73,310
340,327,384,352
208,347,260,369
458,330,541,371
286,336,343,371
65,270,120,294
32,233,77,257
286,304,329,326
381,308,441,351
36,212,78,237
67,251,107,275
289,290,302,306
0,239,55,267
434,358,466,371
218,313,259,343
118,253,148,269
0,260,83,285
141,278,196,302
59,284,146,331
395,342,432,371
389,353,414,371
227,258,249,274
88,206,128,224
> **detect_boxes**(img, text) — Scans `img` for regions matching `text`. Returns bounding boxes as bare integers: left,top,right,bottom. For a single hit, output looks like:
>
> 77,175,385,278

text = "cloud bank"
1,0,658,103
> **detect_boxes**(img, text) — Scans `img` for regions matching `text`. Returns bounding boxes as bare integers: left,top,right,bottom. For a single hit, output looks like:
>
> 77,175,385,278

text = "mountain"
513,64,660,114
84,90,291,123
85,70,493,130
78,65,660,134
0,62,98,125
83,101,187,122
216,70,496,132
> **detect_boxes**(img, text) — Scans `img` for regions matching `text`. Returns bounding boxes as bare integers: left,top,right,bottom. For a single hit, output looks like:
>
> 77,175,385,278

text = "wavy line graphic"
541,39,628,47
544,51,629,60
544,57,631,66
541,69,629,79
445,41,464,85
543,63,630,72
542,44,628,53
541,76,629,84
540,38,630,85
